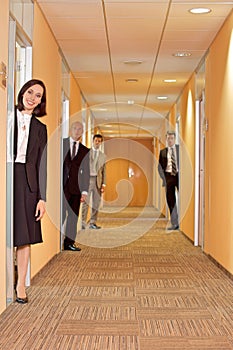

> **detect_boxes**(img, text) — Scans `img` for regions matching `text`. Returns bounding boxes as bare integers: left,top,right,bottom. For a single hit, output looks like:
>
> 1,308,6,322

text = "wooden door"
104,158,149,207
103,138,153,207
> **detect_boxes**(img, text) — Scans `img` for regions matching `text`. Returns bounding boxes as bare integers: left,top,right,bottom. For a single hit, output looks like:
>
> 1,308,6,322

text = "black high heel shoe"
15,286,28,304
16,295,28,304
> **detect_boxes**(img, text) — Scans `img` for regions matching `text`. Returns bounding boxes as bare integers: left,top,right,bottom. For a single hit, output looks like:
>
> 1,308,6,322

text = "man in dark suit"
158,131,179,230
62,121,90,251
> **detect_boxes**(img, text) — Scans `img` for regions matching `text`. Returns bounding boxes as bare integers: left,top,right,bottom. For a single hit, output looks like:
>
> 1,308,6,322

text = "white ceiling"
37,0,233,138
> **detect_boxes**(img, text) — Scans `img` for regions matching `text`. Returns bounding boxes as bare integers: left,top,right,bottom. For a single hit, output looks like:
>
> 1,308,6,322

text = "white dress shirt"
15,110,32,163
90,147,99,176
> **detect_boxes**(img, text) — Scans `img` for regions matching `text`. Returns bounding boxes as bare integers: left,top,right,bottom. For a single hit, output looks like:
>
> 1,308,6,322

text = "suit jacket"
14,108,47,201
90,149,106,189
63,138,90,197
158,144,179,186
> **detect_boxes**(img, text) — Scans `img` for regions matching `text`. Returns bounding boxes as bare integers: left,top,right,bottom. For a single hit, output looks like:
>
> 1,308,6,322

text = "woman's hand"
35,200,46,221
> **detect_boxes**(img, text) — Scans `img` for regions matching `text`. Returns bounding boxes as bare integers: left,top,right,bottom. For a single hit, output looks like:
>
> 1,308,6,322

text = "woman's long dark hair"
17,79,47,117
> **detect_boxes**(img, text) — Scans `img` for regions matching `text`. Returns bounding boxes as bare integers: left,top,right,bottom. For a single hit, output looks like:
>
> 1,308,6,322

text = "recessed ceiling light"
126,78,138,83
124,60,143,65
91,108,107,111
189,7,211,14
173,52,191,57
157,96,168,100
128,100,135,104
164,79,176,83
76,76,92,79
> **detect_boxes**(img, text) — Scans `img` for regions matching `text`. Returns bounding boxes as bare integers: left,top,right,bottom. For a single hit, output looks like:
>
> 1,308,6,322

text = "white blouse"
15,110,32,163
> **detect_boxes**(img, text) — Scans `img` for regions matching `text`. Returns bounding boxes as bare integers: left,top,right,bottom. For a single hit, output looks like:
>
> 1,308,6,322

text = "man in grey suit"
82,134,106,229
158,131,179,230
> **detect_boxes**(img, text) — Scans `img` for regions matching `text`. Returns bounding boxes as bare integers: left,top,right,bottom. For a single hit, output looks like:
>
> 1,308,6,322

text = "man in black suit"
158,131,179,230
62,121,90,251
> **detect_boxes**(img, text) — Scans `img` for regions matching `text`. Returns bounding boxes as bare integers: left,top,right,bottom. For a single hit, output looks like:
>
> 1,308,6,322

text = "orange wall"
169,104,177,128
70,74,82,119
204,11,233,273
0,0,9,314
30,3,62,277
179,75,195,241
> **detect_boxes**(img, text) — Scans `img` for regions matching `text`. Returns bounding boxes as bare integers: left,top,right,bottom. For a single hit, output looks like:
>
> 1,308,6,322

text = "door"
104,158,149,207
104,138,153,207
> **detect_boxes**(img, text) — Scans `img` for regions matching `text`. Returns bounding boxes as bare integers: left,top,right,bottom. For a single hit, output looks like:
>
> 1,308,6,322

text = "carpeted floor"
0,207,233,350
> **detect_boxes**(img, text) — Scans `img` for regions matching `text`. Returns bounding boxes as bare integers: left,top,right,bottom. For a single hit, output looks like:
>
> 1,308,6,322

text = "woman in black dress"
14,79,47,303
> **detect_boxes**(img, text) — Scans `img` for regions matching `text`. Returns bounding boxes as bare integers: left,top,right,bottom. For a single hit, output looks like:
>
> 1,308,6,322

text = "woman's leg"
16,245,30,298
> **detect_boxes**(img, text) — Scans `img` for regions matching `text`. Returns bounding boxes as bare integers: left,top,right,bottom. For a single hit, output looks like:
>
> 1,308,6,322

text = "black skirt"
14,163,43,247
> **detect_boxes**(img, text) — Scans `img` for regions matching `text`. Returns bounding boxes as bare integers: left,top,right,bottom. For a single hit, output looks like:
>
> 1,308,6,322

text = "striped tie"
171,147,177,175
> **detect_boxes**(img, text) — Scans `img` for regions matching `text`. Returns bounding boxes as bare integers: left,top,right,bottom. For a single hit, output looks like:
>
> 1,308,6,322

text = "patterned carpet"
0,208,233,350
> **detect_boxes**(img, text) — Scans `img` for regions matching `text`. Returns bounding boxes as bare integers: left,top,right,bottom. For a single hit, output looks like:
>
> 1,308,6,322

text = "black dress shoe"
167,225,179,230
16,295,28,304
64,244,81,251
89,224,101,229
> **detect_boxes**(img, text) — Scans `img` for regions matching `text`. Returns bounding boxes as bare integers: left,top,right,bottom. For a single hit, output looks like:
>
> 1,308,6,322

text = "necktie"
93,150,98,172
71,141,76,159
171,147,177,175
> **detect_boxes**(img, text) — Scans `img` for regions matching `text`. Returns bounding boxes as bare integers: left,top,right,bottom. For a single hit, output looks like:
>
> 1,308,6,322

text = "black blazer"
14,108,47,201
158,144,179,186
63,138,90,196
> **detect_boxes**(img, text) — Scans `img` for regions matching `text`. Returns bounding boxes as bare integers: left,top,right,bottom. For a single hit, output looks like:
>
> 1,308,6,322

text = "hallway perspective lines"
0,208,233,350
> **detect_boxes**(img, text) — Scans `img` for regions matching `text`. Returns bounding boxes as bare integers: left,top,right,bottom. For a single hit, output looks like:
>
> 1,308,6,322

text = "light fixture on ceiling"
173,52,191,57
189,7,211,14
164,79,176,83
91,107,107,111
126,78,138,83
157,96,168,100
124,59,143,65
128,100,135,104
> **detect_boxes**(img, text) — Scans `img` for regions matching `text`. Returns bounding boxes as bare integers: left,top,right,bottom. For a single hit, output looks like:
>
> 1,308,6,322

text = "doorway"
104,138,153,207
104,158,149,207
6,18,32,305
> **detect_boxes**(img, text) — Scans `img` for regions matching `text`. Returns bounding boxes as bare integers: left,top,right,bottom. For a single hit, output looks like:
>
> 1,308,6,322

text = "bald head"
70,121,83,141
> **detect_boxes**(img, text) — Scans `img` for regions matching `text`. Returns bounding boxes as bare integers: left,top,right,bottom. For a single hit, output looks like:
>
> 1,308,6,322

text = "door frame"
194,92,206,249
60,91,70,251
